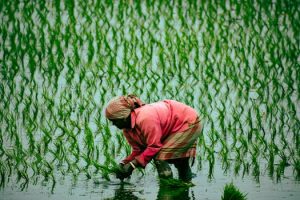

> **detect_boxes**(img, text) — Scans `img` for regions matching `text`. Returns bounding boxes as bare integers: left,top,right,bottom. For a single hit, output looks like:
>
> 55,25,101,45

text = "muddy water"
1,1,299,199
1,160,299,200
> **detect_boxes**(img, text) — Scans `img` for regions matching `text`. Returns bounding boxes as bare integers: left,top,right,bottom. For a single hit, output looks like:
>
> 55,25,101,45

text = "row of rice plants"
0,0,299,189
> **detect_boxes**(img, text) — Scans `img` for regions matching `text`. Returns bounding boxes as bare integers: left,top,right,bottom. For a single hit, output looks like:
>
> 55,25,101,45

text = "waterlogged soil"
1,1,299,200
1,161,299,200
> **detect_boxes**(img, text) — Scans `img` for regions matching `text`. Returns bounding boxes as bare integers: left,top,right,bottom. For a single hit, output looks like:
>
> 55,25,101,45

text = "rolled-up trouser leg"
173,158,192,182
154,160,173,179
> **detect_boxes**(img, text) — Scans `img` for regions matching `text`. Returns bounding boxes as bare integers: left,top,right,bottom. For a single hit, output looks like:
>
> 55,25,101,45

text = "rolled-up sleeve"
135,118,163,167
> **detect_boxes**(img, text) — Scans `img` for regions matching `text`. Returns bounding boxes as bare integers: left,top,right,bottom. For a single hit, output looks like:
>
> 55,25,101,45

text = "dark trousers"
154,157,192,182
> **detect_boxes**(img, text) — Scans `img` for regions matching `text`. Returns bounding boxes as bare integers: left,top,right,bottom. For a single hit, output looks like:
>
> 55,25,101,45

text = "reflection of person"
104,183,190,200
157,185,190,200
104,184,140,200
105,95,202,182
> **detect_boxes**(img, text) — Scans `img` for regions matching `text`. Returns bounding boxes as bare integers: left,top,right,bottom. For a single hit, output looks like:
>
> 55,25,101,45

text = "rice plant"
221,183,247,200
159,178,195,188
0,0,299,198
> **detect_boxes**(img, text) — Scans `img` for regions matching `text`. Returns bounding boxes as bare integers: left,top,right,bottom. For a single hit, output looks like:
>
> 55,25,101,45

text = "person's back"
105,95,202,183
133,100,199,138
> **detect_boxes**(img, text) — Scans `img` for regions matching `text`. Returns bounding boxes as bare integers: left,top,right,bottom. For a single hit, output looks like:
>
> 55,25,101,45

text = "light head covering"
105,94,145,120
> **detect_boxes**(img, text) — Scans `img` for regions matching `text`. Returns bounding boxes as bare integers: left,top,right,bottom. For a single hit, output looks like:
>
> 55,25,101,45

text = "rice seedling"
238,134,248,154
249,143,260,182
0,1,299,198
0,162,6,189
159,178,195,188
220,138,230,173
16,169,29,191
221,182,247,200
234,148,243,176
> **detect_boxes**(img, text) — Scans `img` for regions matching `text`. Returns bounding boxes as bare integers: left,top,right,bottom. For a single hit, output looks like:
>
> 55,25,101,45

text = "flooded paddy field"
1,161,300,199
0,0,299,199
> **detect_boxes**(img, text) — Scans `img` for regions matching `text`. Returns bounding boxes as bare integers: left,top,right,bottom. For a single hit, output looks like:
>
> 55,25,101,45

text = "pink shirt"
122,100,199,167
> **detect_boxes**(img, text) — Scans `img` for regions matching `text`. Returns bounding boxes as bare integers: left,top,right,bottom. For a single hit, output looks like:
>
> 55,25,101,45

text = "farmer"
105,94,202,182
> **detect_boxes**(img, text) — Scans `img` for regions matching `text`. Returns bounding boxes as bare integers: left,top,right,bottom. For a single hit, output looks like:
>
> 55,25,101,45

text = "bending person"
105,94,202,182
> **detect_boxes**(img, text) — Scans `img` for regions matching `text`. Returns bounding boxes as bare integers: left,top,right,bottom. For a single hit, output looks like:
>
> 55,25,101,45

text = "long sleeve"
121,148,142,164
120,100,199,167
121,130,142,164
135,118,163,167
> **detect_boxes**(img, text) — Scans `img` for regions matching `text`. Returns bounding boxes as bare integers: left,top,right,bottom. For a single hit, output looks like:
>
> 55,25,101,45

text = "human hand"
115,162,135,180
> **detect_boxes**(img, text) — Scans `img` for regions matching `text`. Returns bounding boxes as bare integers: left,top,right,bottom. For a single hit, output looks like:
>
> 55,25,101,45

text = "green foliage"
159,178,195,188
0,0,299,191
221,183,247,200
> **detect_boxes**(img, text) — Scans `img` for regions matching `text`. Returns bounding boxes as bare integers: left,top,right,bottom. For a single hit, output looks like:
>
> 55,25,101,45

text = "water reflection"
104,183,140,200
157,185,190,200
104,183,191,200
1,0,299,199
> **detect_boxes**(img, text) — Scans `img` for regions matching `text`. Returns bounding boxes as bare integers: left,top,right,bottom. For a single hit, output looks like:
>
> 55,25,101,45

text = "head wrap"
105,94,145,120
